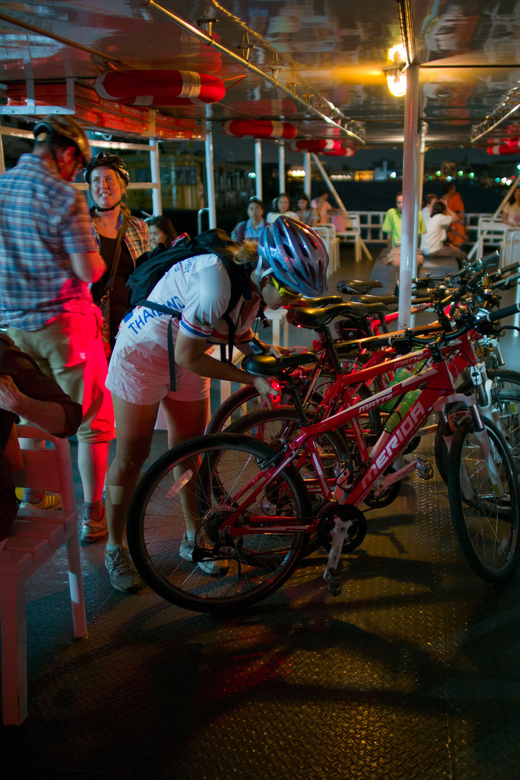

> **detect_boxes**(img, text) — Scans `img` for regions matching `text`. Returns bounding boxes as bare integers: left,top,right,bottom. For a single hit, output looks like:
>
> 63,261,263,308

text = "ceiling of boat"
0,0,519,152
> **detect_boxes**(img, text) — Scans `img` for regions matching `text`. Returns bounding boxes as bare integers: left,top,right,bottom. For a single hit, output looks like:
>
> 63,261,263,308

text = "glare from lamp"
388,44,406,65
387,70,406,97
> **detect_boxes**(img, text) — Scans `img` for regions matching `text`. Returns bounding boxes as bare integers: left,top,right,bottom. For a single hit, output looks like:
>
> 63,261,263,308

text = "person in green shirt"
381,192,426,268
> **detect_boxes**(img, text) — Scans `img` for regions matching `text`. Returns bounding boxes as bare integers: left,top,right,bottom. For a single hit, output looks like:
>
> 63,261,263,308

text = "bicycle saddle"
337,279,383,295
293,301,390,329
296,294,344,308
241,352,319,377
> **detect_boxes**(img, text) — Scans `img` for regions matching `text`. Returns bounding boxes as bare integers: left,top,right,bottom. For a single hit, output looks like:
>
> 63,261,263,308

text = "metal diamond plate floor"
2,248,520,780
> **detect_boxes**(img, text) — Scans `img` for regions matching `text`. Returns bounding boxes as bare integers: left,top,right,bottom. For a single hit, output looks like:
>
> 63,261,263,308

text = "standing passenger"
0,115,114,542
87,153,149,352
103,217,329,593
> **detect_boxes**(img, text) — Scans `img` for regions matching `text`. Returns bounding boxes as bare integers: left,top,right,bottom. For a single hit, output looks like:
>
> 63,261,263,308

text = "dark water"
311,180,506,214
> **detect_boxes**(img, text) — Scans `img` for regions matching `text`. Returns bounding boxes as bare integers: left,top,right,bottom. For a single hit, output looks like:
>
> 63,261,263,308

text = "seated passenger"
296,193,319,227
231,197,267,242
266,193,298,224
148,215,178,249
420,200,467,269
0,334,82,550
311,190,338,224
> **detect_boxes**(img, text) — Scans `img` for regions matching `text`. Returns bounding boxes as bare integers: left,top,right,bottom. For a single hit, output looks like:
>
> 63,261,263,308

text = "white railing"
349,211,494,245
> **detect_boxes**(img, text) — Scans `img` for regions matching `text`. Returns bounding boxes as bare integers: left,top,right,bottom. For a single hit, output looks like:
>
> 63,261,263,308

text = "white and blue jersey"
119,253,257,350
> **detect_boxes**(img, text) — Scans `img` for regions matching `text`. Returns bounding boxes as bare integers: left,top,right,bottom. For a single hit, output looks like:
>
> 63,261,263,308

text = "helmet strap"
94,199,122,213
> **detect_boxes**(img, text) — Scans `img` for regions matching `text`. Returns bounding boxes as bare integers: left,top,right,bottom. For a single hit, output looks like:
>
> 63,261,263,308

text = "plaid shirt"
91,212,149,265
0,154,98,331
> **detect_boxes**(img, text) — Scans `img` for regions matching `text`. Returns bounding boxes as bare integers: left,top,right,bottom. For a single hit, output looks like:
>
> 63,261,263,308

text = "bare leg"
105,395,159,546
161,395,209,536
77,441,110,504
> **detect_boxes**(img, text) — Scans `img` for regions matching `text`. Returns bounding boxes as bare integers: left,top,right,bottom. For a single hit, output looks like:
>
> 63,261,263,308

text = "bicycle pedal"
325,563,343,597
415,458,433,480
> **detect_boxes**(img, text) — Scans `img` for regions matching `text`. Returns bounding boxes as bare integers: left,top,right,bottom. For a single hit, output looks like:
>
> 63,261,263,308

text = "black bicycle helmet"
33,115,91,166
84,152,130,186
257,216,329,297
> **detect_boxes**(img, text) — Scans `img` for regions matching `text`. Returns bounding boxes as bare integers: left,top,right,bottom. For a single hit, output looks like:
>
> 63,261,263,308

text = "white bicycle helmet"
257,216,329,297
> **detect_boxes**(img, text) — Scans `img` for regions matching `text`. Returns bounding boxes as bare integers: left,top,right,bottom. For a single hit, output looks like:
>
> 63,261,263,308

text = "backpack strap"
141,301,181,391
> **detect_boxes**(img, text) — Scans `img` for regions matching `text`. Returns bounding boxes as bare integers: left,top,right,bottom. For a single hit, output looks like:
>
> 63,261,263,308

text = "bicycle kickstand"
323,515,353,597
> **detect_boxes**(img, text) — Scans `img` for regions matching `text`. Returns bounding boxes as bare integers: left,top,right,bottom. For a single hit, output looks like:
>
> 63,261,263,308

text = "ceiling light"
386,71,406,97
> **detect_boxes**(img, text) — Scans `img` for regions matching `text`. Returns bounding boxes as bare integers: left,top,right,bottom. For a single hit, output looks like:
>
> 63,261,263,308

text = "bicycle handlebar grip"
482,303,520,324
479,250,500,268
495,260,520,277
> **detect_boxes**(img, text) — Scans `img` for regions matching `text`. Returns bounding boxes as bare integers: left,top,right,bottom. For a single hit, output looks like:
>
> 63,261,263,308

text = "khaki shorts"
8,305,115,443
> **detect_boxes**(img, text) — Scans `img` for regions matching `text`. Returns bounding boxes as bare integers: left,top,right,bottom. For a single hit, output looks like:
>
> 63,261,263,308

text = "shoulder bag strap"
103,213,129,293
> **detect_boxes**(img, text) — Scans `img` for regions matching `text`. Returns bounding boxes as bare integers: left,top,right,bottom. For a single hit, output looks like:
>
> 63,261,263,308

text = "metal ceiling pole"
149,139,162,216
398,63,420,330
410,121,428,327
255,140,263,201
278,141,285,194
0,125,5,175
205,107,217,229
304,153,312,198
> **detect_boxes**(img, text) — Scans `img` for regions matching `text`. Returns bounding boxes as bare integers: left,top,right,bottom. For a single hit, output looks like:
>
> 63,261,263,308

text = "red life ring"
95,70,225,106
288,139,342,153
323,147,355,157
507,137,520,150
222,119,297,140
487,144,519,155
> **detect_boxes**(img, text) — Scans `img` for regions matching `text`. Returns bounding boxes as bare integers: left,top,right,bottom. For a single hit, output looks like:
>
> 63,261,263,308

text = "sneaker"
105,544,142,594
179,535,229,576
21,491,62,510
81,507,108,543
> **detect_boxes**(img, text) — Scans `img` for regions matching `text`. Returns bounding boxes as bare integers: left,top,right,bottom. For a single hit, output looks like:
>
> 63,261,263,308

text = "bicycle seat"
337,279,383,295
293,301,390,329
296,295,344,308
241,352,319,377
350,294,398,305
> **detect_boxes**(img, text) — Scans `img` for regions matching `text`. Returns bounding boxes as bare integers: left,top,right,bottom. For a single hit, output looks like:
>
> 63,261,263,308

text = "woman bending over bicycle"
103,217,329,593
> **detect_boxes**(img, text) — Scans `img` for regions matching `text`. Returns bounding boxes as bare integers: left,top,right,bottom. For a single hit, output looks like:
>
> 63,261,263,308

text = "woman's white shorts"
106,336,211,405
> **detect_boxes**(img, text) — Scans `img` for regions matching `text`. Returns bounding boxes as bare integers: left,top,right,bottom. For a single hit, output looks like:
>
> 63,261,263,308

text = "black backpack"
126,229,251,390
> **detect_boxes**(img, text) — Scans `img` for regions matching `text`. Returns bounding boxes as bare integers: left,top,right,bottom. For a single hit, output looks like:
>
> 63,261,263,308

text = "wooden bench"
0,425,87,725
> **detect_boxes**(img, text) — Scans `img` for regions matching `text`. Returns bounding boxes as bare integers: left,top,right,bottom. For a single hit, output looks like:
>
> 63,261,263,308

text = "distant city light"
517,164,520,170
457,170,463,176
446,175,453,181
330,174,352,181
469,172,475,178
495,177,501,182
435,171,441,176
288,168,305,178
390,171,396,178
248,172,256,178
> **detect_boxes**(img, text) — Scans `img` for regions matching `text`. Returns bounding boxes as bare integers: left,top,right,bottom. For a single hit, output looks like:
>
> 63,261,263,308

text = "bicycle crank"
320,504,367,596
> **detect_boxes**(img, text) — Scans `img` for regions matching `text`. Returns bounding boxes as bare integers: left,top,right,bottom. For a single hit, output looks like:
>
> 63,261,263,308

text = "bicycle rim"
127,433,311,613
447,417,520,582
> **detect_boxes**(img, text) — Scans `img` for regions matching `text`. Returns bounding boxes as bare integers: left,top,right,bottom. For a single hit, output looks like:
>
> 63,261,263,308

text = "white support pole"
398,64,420,330
278,140,285,193
410,122,428,328
0,125,5,176
149,139,162,216
304,153,312,198
311,152,372,260
255,140,263,201
205,106,217,229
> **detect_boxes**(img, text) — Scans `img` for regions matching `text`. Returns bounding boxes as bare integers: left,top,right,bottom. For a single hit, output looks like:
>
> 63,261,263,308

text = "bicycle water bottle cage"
241,352,318,378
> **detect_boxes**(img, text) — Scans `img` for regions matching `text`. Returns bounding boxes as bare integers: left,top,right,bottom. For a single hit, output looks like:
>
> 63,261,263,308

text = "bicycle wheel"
447,417,520,582
434,371,520,484
205,385,266,433
127,433,311,613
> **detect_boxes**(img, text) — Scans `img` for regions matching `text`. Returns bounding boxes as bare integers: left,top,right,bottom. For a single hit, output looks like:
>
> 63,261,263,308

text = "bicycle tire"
434,369,520,484
205,384,265,433
447,417,520,582
127,433,312,613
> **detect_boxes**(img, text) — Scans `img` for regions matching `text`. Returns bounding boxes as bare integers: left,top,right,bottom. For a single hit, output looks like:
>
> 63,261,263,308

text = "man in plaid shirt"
0,115,114,541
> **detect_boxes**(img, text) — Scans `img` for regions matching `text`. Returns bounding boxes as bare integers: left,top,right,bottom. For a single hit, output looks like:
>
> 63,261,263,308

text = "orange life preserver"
487,144,519,155
95,70,225,106
222,119,297,140
288,139,342,153
323,147,355,157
